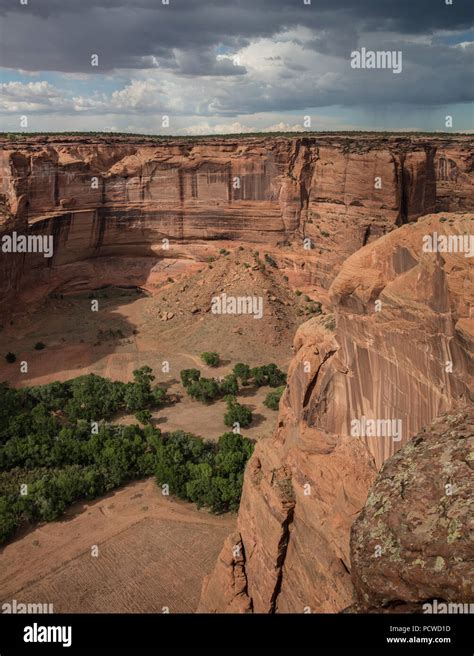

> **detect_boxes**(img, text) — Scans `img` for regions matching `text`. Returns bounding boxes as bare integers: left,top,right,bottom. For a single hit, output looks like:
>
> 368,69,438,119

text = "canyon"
199,211,473,613
1,133,472,316
0,133,472,615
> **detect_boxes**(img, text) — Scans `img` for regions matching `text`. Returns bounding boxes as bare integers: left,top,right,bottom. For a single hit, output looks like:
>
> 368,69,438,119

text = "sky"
0,0,473,134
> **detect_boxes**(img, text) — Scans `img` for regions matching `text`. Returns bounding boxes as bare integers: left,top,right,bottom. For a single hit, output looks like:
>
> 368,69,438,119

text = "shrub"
264,253,277,268
219,374,239,396
250,364,287,388
200,352,220,367
34,342,46,350
5,352,16,363
264,386,285,410
180,368,201,387
233,362,251,384
187,378,221,403
224,396,253,428
135,410,152,425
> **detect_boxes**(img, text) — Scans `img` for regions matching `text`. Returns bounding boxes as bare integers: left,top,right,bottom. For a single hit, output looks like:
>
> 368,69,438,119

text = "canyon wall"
198,212,474,613
1,134,471,312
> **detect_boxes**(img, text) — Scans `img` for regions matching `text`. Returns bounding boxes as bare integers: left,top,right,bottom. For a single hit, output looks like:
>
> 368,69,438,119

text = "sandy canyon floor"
0,248,310,612
0,479,235,613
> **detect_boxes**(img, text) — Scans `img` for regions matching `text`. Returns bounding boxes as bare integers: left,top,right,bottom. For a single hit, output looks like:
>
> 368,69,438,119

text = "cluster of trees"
155,431,253,513
0,368,167,544
233,363,287,388
0,419,161,545
180,362,286,405
0,366,254,544
180,369,238,403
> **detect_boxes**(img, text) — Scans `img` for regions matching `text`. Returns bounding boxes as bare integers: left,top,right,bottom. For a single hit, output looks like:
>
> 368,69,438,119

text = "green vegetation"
135,409,153,425
250,364,287,388
224,396,253,429
180,368,201,388
34,342,46,351
200,351,220,367
264,386,285,411
181,362,286,404
233,363,251,385
5,352,16,363
187,377,222,403
155,431,253,513
0,363,254,544
0,368,172,544
219,374,239,396
264,253,277,268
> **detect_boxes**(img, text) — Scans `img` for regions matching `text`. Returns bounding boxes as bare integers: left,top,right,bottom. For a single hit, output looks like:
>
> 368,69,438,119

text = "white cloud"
179,121,256,135
0,81,71,113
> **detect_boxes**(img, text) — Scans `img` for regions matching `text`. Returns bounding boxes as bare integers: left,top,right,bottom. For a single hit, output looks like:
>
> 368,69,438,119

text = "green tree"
200,352,220,367
219,374,239,396
264,386,285,410
0,496,18,543
187,378,221,403
224,397,252,428
135,410,152,425
233,363,251,384
155,431,213,498
180,368,201,388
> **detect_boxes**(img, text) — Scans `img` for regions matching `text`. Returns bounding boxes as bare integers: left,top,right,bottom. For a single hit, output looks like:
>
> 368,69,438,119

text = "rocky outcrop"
435,143,474,212
2,133,471,314
350,406,473,611
199,212,473,613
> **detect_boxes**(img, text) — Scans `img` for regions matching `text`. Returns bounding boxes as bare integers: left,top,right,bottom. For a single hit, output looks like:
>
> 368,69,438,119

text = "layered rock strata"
1,134,471,313
199,212,473,613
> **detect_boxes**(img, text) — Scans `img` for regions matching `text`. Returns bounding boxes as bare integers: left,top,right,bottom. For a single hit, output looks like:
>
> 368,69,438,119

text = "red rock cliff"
2,133,465,313
198,211,473,613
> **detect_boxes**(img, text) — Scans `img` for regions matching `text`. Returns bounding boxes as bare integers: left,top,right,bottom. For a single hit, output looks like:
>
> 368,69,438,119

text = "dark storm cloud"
0,0,473,73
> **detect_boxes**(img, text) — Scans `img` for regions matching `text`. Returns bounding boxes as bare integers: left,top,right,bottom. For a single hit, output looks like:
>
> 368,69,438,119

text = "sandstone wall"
198,212,473,613
2,134,470,312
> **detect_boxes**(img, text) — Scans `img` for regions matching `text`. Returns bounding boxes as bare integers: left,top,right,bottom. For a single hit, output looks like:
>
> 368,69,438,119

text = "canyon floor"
0,478,235,613
0,248,309,611
0,247,308,438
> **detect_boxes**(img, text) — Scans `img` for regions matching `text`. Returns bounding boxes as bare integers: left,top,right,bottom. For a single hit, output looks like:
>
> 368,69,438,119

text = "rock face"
198,212,473,613
1,133,471,314
350,406,474,611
